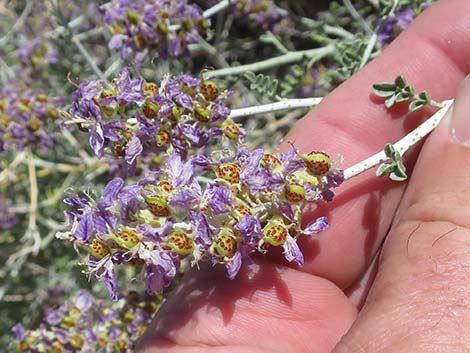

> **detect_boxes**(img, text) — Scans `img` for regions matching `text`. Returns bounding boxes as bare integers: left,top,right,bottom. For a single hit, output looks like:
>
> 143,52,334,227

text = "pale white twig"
203,45,335,78
229,98,323,119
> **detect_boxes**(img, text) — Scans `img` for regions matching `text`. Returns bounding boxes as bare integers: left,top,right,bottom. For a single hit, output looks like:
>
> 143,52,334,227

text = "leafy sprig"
376,143,407,181
373,74,442,111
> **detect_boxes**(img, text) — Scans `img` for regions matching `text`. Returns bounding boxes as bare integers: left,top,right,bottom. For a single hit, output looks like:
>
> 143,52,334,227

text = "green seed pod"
300,151,331,175
262,220,288,246
165,231,194,256
222,119,240,139
142,82,159,96
142,99,159,119
154,130,171,147
284,183,305,202
194,103,211,123
201,80,219,101
216,162,242,184
143,195,171,217
108,229,141,249
213,228,237,257
88,239,110,259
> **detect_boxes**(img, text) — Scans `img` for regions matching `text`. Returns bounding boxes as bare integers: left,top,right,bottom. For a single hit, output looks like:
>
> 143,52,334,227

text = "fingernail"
450,75,470,146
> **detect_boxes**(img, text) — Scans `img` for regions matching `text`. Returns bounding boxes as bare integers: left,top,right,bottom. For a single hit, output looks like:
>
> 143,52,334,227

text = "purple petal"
98,177,124,209
302,216,329,235
282,235,304,265
227,251,242,279
125,135,143,165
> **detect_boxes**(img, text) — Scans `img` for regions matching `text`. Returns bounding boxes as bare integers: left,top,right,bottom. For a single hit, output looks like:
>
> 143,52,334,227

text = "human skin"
137,1,470,352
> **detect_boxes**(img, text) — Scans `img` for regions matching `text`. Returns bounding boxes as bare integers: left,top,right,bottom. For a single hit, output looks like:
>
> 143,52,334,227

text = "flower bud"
143,195,171,217
126,11,140,26
194,103,211,123
262,219,288,246
155,130,170,147
213,228,237,257
201,80,219,101
222,119,240,139
142,82,159,96
300,151,331,175
284,183,305,202
109,229,141,249
232,204,251,221
142,99,159,119
156,180,173,193
165,231,194,256
260,153,282,171
88,239,110,259
216,162,241,184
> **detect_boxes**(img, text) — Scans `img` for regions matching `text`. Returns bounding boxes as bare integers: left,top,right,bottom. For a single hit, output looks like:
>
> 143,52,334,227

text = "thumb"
334,76,470,352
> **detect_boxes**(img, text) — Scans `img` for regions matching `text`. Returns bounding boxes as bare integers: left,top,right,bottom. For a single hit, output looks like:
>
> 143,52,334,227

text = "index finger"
281,0,470,289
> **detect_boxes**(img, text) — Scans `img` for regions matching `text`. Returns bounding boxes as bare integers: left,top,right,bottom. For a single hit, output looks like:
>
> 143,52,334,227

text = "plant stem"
203,45,335,78
26,151,41,256
343,99,453,180
72,36,107,81
229,98,323,118
342,0,373,35
169,0,235,31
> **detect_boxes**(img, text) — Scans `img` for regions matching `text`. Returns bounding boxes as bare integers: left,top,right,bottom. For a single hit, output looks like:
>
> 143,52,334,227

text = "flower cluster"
0,88,64,153
235,0,283,29
10,290,160,353
58,144,343,300
102,0,209,64
68,69,238,176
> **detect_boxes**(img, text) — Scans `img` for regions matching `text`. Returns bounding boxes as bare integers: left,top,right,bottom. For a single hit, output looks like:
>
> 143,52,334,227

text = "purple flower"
206,184,232,215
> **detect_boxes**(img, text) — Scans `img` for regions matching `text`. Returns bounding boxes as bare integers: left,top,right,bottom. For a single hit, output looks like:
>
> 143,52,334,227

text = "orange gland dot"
216,162,241,184
262,223,288,246
166,231,194,256
301,151,331,176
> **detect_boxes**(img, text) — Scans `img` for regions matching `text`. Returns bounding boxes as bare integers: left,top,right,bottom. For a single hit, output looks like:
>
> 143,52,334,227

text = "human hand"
137,1,470,352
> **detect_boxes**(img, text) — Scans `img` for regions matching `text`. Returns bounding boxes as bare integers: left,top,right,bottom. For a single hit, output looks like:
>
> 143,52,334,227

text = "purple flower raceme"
66,69,239,177
102,0,209,64
0,87,64,153
378,6,417,47
58,144,343,298
10,290,160,353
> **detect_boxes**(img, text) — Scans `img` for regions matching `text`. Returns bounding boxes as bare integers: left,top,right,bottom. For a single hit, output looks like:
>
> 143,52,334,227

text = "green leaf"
243,71,256,81
390,169,408,181
395,92,412,103
409,99,426,112
418,90,430,102
376,162,397,177
395,75,407,89
372,82,396,97
384,94,397,108
384,143,395,158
